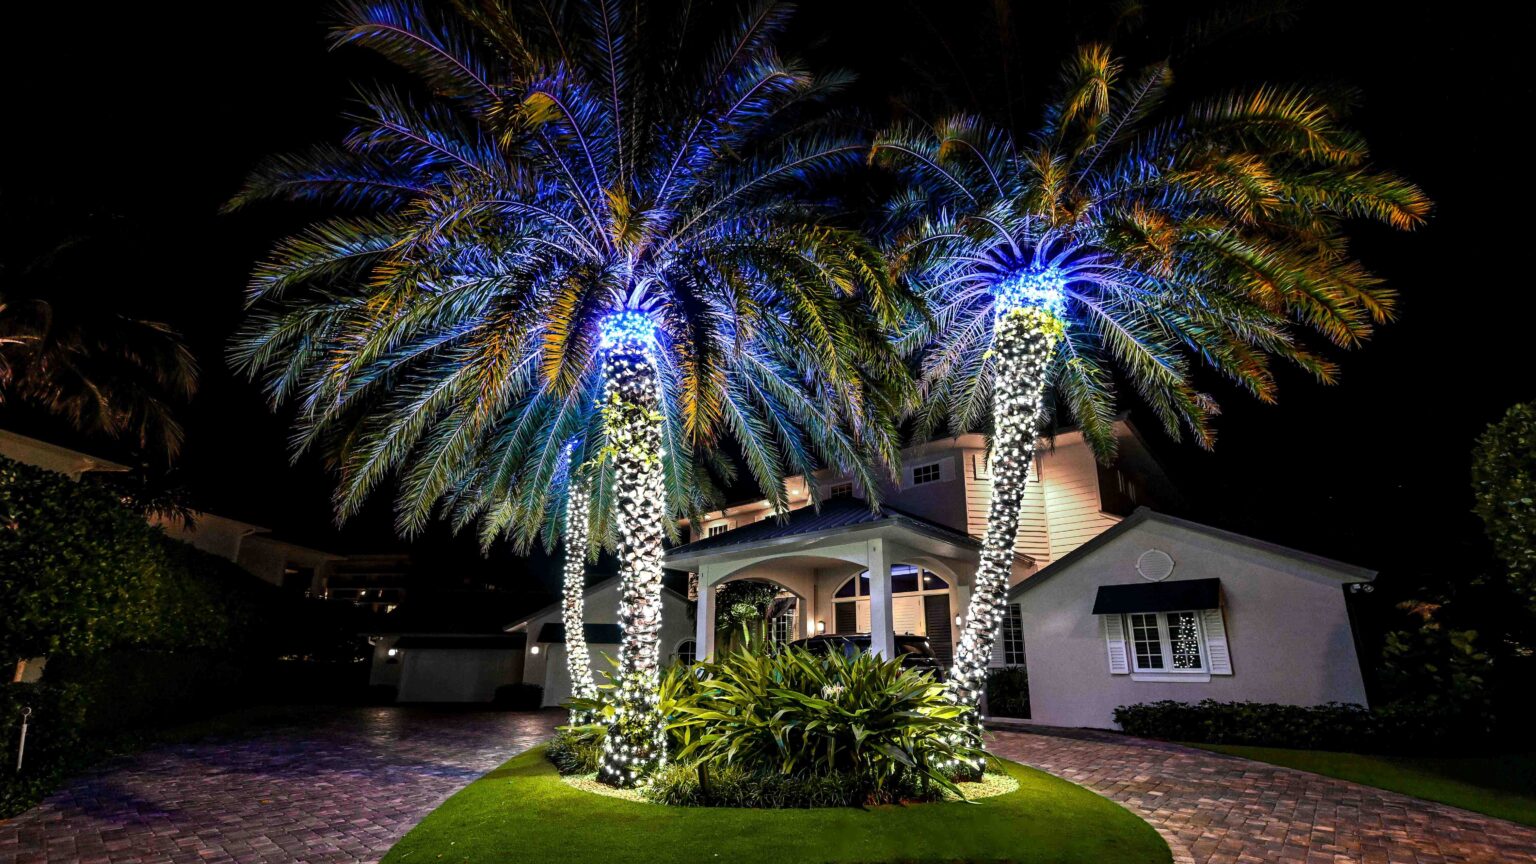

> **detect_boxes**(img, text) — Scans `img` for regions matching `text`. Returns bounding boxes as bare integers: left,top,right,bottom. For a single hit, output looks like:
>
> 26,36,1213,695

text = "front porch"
664,499,1015,663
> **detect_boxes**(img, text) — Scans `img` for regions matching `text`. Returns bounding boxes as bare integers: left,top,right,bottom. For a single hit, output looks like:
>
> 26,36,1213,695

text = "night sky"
3,1,1531,614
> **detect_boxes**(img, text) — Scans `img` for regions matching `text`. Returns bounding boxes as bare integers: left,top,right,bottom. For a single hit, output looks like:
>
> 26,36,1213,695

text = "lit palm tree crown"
874,44,1429,711
229,0,910,786
230,0,909,547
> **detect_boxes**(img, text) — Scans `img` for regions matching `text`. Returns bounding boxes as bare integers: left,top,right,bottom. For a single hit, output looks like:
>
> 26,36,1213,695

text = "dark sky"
3,1,1531,610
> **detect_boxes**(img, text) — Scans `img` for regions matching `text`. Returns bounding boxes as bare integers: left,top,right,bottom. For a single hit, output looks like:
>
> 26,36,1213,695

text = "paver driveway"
6,709,1534,864
989,727,1536,864
0,707,561,864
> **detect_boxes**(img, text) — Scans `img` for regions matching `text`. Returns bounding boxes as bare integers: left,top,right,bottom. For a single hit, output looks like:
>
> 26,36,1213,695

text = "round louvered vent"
1136,549,1175,582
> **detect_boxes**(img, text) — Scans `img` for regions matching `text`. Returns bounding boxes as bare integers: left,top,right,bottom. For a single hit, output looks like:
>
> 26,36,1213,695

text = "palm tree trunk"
596,338,668,787
950,307,1063,712
561,475,597,721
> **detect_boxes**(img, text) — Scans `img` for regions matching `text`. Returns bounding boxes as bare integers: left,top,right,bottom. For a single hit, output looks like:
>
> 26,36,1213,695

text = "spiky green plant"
229,0,910,786
873,44,1428,714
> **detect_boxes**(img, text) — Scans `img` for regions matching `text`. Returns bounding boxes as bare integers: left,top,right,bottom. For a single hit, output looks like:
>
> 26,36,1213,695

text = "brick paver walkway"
989,727,1536,864
6,710,1533,863
0,707,561,864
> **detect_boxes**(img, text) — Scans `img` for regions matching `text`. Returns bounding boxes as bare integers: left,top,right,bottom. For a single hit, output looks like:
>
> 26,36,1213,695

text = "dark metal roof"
1091,578,1221,614
393,634,527,650
536,622,625,644
665,497,981,558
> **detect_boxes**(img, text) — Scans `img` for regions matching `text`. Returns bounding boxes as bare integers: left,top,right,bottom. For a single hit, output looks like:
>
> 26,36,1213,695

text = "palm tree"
0,199,197,460
230,0,909,786
874,45,1428,715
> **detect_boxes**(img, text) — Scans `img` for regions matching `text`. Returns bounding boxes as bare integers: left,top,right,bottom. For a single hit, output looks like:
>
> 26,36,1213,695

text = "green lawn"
381,747,1171,864
1192,744,1536,827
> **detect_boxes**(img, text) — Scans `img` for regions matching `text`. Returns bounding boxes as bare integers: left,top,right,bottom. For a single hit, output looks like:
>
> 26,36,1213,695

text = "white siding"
1043,442,1120,560
964,448,1050,563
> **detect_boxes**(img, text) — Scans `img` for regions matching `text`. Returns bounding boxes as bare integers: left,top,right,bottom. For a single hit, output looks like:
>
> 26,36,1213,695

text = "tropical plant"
566,643,983,803
873,45,1428,711
664,644,981,796
229,0,911,785
0,198,197,460
1472,402,1536,611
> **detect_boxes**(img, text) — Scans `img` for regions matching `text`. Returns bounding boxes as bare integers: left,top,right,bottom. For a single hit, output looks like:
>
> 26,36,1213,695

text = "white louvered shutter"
1102,615,1129,674
1202,607,1232,675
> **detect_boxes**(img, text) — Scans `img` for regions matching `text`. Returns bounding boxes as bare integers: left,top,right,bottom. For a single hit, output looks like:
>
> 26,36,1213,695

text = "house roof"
1009,507,1376,601
664,497,981,561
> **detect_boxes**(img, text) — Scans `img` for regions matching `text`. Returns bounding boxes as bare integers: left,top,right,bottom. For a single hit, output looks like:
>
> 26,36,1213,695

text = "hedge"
1113,699,1490,753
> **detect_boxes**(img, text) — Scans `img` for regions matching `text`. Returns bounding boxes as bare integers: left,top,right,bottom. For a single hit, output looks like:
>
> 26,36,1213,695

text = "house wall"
688,432,1124,576
519,581,694,708
398,649,523,702
1016,519,1370,730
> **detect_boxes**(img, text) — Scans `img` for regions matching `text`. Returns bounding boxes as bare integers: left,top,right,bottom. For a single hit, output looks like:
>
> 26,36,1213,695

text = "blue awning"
1091,578,1221,615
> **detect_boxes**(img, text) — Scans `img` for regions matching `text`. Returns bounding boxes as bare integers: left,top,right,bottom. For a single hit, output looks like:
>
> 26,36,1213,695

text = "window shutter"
1102,615,1130,674
1202,607,1232,675
939,456,955,482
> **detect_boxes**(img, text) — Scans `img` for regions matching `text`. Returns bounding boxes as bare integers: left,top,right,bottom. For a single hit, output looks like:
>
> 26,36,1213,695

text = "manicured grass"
381,747,1171,864
1192,744,1536,827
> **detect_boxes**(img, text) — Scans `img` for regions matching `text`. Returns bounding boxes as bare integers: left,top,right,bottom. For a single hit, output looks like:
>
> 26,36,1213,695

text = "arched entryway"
829,565,956,663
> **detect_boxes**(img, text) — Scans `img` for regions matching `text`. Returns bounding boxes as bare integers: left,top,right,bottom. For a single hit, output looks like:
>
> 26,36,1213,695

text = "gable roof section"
535,622,625,645
501,573,690,632
665,497,981,560
1009,507,1375,601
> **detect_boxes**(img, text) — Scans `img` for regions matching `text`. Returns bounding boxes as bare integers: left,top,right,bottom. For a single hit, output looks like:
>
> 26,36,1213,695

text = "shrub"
643,760,929,808
985,666,1030,718
1113,699,1490,753
546,729,602,775
493,683,544,711
0,682,88,817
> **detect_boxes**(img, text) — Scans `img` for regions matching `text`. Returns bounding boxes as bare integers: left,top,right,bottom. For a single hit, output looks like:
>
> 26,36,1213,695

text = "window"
912,462,942,485
829,482,854,499
707,523,730,537
1126,611,1205,673
675,640,697,665
1001,604,1026,665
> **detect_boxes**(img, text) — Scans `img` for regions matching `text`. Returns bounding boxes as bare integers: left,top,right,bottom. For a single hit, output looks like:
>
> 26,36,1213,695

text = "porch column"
866,538,895,659
696,564,717,660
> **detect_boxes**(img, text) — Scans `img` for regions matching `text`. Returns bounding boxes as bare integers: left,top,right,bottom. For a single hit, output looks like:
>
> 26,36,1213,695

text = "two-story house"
507,419,1374,730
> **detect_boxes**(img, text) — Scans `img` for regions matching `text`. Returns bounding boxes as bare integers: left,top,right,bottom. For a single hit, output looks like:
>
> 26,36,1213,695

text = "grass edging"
380,746,1170,864
1190,744,1536,827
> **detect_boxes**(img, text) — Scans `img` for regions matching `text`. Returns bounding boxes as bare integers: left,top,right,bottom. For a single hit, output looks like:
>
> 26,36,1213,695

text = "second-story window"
829,482,853,499
707,523,730,537
912,462,942,485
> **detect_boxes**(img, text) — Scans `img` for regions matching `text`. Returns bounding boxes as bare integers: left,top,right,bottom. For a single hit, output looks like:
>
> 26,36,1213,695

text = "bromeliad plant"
229,0,910,787
669,645,981,798
873,45,1428,714
567,644,984,804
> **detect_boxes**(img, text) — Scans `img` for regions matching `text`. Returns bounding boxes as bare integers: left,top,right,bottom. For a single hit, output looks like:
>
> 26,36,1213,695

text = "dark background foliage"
0,0,1531,725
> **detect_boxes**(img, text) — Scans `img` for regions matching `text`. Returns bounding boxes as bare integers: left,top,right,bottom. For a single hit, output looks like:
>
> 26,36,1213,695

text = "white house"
500,576,694,707
649,419,1374,731
1008,508,1372,729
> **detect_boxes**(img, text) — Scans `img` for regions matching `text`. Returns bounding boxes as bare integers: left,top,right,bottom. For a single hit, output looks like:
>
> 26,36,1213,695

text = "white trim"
1130,672,1212,683
1125,610,1209,675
